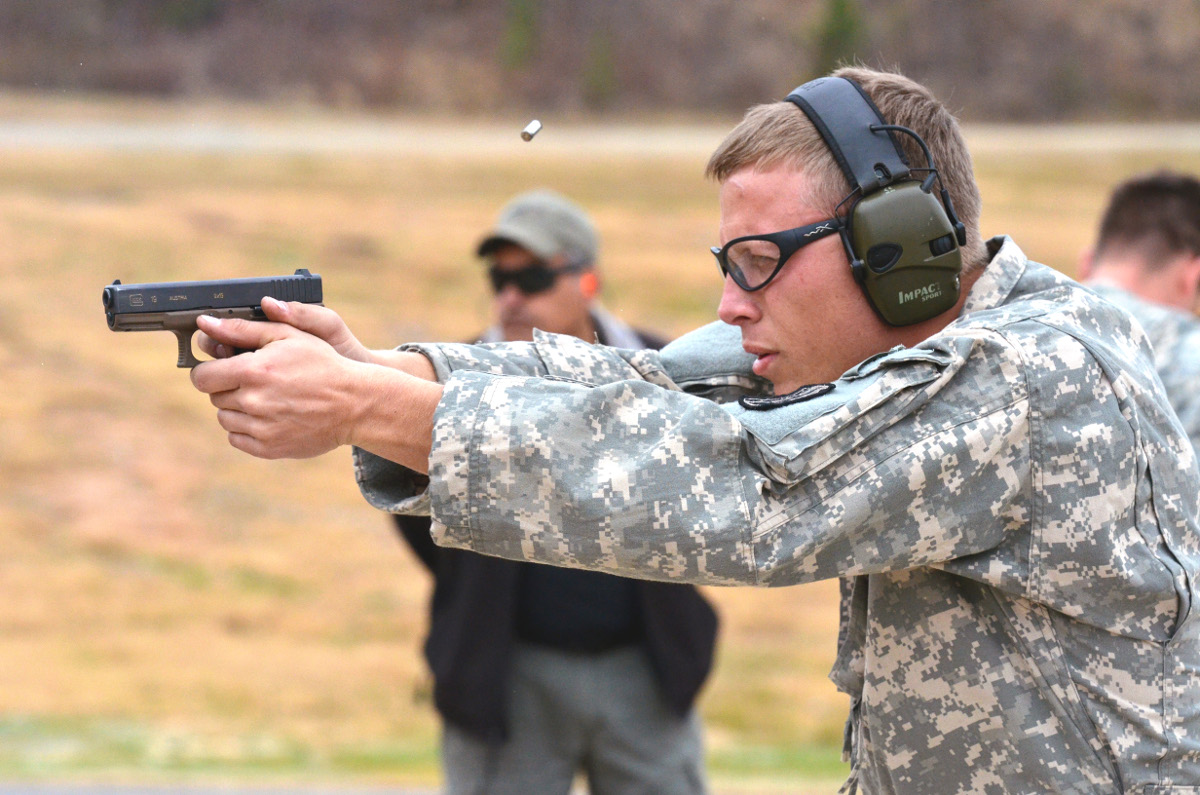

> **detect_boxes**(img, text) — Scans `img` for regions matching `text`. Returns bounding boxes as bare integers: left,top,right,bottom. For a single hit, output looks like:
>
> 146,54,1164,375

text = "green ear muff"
849,182,962,326
785,77,965,327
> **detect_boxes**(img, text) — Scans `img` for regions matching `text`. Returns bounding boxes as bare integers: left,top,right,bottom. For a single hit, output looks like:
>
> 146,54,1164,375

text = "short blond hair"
706,66,987,272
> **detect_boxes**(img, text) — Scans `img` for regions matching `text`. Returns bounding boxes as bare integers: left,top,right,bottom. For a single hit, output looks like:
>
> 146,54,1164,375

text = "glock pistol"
102,268,323,367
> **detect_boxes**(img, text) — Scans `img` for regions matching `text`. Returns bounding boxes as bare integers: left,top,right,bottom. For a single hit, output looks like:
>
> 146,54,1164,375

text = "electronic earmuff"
785,77,967,326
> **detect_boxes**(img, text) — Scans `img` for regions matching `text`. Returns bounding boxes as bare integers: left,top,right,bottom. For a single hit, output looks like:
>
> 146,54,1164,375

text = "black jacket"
395,516,719,742
395,318,718,742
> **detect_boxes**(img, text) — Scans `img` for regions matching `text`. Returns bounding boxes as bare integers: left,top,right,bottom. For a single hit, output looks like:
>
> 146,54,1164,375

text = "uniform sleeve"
350,324,753,516
352,328,681,514
420,330,1033,587
400,328,679,384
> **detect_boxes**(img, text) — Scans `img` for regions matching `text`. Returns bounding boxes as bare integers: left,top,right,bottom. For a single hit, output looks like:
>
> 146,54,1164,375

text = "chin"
766,372,795,394
502,326,535,342
771,371,823,395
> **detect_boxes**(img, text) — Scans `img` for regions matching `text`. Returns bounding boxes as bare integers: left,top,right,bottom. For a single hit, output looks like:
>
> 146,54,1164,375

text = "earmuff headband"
784,77,911,195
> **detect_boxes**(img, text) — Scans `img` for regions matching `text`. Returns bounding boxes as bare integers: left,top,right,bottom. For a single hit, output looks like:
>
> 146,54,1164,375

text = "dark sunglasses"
488,262,582,295
711,217,841,292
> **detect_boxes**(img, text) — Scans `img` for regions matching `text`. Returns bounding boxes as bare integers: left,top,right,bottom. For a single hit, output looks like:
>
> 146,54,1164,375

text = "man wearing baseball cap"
394,189,718,795
476,189,639,345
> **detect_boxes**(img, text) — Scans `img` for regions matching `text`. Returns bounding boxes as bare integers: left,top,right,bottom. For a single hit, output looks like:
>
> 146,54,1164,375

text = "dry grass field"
2,93,1199,792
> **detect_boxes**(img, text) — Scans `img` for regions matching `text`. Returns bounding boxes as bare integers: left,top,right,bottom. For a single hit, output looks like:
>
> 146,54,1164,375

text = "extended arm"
189,302,1039,589
356,327,1042,587
190,299,440,470
416,338,1031,586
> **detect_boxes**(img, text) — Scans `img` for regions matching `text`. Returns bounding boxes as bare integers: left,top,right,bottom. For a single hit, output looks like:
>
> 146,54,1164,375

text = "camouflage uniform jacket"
354,237,1200,794
1087,282,1200,454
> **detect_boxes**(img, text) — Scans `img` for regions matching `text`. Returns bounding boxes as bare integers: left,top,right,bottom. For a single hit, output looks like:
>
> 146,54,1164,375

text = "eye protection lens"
711,218,840,291
488,263,562,295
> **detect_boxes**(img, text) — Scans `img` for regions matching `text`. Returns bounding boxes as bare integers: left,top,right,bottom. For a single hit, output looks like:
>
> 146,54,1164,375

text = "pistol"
102,268,323,367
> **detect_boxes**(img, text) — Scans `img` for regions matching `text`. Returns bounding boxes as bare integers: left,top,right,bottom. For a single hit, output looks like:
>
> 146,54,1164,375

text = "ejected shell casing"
521,120,542,141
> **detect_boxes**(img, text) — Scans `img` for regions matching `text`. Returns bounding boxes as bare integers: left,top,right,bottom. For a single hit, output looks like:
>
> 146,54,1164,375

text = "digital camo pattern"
353,237,1200,793
1086,283,1200,454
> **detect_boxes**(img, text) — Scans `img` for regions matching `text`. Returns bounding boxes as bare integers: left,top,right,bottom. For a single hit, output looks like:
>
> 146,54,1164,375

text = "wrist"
343,361,440,474
369,348,437,381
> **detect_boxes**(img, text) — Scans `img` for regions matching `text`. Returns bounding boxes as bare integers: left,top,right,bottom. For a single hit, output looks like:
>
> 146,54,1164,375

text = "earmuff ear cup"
849,182,962,325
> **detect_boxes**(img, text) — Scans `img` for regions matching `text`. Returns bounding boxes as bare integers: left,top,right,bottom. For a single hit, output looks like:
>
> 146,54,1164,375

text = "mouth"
743,344,778,377
500,310,533,327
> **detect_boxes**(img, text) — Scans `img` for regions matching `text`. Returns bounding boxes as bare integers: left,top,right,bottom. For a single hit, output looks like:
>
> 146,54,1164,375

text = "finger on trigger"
197,312,289,351
261,297,331,339
261,296,291,321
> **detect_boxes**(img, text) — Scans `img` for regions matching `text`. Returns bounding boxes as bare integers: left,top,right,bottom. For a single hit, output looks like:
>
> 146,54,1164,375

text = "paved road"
0,118,726,158
1,117,1198,158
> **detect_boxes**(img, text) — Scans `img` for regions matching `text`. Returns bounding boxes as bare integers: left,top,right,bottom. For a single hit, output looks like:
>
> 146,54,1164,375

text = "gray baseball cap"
476,189,598,267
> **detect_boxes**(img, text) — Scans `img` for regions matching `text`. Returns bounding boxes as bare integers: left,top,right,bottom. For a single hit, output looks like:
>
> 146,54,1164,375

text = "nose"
495,283,526,308
717,275,760,327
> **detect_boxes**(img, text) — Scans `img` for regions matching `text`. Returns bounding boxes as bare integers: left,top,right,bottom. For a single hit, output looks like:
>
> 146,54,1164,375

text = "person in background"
393,190,718,795
1078,169,1200,448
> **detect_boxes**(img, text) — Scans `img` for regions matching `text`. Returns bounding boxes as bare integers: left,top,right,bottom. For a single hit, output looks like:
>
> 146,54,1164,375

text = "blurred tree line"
0,0,1196,121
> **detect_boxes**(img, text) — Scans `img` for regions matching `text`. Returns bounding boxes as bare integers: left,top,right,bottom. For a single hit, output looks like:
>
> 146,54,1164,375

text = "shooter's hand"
191,313,368,459
196,298,436,381
196,297,373,363
191,312,440,468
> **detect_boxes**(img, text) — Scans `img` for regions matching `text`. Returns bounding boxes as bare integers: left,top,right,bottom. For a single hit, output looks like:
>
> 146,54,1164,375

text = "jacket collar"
960,235,1030,317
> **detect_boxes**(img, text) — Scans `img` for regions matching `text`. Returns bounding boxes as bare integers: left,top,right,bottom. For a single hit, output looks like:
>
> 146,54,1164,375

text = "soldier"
191,66,1200,794
1078,170,1200,449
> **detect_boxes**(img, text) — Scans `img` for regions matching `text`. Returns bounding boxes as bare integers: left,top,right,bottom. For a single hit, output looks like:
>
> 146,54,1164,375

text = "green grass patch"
709,742,847,780
0,715,440,783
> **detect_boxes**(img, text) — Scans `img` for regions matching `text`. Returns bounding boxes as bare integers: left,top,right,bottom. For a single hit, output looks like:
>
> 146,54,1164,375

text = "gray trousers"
442,643,708,795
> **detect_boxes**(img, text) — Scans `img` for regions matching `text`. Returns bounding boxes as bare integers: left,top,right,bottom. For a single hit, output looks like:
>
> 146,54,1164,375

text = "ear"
1077,246,1096,281
579,271,600,300
1179,254,1200,303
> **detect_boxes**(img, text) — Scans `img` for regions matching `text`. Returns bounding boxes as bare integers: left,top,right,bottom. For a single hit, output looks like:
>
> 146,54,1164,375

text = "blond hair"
706,66,987,272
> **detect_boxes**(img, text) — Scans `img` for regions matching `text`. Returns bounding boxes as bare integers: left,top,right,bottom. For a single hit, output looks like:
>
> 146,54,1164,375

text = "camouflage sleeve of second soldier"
357,323,1033,587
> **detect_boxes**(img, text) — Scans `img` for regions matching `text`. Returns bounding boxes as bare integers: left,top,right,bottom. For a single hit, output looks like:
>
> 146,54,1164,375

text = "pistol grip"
173,328,202,368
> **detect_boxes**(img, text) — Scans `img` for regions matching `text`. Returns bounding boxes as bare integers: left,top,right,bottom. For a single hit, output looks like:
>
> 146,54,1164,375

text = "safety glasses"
711,217,841,292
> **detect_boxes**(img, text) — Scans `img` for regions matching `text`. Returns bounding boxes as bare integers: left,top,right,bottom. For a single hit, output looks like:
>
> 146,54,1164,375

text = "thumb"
262,297,367,361
196,312,300,351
